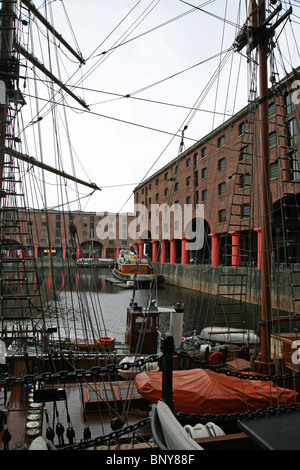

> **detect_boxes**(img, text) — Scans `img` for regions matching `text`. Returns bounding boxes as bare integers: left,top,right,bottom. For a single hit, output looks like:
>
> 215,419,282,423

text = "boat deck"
1,379,264,451
1,383,153,450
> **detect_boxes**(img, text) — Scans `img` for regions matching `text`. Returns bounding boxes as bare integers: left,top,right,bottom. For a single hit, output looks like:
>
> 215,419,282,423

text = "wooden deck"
0,359,264,451
1,382,262,451
1,382,152,450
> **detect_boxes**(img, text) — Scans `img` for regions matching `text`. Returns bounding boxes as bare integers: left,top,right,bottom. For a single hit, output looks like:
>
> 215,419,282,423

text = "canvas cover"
135,369,298,414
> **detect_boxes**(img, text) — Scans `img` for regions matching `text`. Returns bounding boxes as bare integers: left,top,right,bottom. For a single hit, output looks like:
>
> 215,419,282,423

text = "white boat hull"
199,327,260,345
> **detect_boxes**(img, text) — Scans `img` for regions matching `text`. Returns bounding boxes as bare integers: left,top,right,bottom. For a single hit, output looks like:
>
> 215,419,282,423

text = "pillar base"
209,233,220,267
151,240,158,263
181,238,188,265
169,239,176,264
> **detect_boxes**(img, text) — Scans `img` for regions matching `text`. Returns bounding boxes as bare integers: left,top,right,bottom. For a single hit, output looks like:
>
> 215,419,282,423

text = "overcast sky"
21,0,300,215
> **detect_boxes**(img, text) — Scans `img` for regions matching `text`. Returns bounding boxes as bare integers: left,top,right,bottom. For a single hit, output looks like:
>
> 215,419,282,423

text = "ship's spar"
0,0,99,194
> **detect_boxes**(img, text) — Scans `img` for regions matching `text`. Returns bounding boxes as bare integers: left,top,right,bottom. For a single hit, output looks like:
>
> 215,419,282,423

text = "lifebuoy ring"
209,351,224,365
96,336,115,346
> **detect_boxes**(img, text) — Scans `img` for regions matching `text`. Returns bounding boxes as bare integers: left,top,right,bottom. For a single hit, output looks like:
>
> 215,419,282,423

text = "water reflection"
3,267,289,348
37,268,259,343
1,265,263,345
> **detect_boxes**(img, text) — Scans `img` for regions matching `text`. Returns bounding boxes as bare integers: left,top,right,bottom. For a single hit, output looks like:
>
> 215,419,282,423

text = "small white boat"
199,327,260,345
112,250,164,287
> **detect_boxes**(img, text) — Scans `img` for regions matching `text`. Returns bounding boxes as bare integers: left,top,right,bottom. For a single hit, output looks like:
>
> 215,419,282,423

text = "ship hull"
112,266,164,286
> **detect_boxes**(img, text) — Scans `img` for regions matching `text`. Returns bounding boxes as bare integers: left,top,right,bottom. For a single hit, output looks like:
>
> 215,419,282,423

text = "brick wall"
134,69,300,249
1,209,135,259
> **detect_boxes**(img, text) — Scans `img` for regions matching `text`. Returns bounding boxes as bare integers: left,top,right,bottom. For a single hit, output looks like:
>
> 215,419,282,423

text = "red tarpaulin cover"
135,369,298,414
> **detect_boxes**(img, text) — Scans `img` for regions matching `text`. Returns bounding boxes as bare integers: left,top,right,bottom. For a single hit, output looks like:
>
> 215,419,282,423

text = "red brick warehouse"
133,67,300,268
1,209,135,260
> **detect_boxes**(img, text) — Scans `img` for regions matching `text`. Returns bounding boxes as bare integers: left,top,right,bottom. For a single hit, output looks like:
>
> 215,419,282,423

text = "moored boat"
198,326,260,346
112,249,164,287
135,368,298,415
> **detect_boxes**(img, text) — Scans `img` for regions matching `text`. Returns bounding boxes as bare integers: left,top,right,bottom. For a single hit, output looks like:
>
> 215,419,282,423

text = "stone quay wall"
154,262,298,314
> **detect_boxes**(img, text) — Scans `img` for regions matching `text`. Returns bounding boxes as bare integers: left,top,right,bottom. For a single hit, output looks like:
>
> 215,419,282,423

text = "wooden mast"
20,0,85,65
235,0,292,372
257,0,273,373
0,0,15,190
0,0,96,191
4,147,101,191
